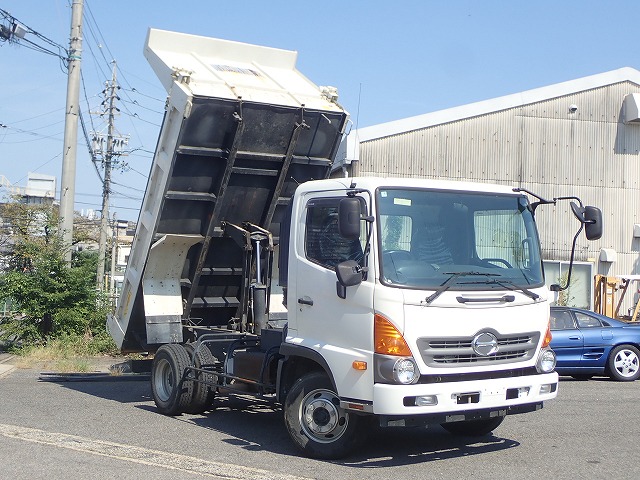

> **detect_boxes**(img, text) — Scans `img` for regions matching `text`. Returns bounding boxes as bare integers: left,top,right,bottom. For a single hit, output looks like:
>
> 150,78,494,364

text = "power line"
83,1,115,66
0,124,63,143
2,3,156,220
0,7,68,66
125,87,165,103
10,107,65,124
110,179,144,193
81,30,110,81
74,200,141,212
1,119,65,133
120,98,163,115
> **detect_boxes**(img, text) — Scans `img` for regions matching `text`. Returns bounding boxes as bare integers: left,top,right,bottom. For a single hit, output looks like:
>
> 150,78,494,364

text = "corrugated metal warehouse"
338,67,640,312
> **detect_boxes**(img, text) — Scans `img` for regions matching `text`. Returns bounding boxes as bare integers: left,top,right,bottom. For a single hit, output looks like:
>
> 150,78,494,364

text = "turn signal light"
374,314,412,356
542,320,553,348
352,361,367,370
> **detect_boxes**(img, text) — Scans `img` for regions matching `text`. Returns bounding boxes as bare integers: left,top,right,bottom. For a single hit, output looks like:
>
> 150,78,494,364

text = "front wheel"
441,416,504,436
284,372,365,459
607,345,640,381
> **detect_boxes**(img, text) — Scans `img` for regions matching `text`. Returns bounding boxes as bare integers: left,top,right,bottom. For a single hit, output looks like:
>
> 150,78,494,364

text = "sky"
2,0,640,221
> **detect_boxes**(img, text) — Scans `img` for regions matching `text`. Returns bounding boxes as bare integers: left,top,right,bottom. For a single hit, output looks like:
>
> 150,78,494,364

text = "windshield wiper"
463,278,540,301
424,271,499,304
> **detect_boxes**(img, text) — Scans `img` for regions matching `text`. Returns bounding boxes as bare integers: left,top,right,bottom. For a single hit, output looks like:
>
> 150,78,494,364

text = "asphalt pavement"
2,356,640,479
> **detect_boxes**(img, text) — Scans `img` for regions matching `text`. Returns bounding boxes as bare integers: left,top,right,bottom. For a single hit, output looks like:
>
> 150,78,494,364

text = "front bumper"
371,371,558,416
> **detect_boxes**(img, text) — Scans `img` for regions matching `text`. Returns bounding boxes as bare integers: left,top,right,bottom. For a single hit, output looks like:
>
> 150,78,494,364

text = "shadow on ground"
50,375,520,466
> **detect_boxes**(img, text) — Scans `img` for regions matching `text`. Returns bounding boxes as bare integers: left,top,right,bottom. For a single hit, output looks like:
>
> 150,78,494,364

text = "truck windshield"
377,188,544,291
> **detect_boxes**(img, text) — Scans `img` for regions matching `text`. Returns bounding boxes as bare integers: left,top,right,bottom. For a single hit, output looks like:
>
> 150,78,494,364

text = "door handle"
568,336,582,340
297,297,314,306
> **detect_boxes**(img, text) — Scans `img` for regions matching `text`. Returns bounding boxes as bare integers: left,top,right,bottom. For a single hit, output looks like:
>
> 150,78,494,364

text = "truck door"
291,194,375,400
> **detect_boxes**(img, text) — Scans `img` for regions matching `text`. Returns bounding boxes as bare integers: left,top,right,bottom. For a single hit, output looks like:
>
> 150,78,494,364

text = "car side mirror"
338,197,361,239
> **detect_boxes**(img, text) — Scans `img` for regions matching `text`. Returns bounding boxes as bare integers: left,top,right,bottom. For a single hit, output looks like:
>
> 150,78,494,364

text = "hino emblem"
472,332,499,356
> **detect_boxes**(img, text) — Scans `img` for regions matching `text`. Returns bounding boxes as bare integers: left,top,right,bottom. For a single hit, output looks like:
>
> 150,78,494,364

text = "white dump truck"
108,29,603,459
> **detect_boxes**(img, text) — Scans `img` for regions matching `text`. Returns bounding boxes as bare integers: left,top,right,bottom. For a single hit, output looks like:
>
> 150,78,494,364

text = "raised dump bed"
108,29,348,352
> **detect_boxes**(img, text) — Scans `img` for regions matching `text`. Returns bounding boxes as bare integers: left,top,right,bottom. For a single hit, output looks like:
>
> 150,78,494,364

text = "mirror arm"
513,187,555,213
555,224,583,292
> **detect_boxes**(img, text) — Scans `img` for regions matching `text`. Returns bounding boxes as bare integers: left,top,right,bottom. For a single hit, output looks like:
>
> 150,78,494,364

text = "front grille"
432,349,528,364
417,332,540,368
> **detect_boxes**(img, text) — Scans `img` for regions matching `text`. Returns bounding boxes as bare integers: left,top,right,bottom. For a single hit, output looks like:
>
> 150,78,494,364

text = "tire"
151,344,193,415
607,345,640,382
441,416,504,436
283,372,365,459
184,343,218,414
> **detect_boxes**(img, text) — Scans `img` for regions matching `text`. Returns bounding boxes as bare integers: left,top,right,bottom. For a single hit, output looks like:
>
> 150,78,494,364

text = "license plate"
455,392,480,404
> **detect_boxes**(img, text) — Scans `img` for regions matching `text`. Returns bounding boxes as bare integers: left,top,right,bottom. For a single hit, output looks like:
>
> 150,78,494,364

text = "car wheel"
607,345,640,382
441,416,504,436
151,344,193,415
283,372,366,459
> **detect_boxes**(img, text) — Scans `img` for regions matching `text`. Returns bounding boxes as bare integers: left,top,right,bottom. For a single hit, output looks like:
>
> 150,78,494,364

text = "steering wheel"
481,257,513,269
383,250,413,262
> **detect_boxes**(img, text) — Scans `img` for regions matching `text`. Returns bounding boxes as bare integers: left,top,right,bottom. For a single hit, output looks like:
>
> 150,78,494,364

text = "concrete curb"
0,363,16,379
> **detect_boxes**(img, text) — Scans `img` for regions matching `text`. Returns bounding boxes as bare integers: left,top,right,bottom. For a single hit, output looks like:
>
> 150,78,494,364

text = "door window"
550,309,576,330
304,198,364,270
575,312,603,328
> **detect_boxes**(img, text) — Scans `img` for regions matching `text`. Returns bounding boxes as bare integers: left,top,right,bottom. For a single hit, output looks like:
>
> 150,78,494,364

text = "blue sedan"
550,306,640,381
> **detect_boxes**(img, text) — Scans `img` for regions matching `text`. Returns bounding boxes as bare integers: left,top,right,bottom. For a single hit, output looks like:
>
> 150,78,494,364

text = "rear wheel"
441,416,504,436
607,345,640,381
184,343,218,414
151,344,193,415
284,372,365,459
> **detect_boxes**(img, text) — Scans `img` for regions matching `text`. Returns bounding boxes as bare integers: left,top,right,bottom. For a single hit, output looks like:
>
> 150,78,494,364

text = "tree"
555,271,580,308
0,200,109,344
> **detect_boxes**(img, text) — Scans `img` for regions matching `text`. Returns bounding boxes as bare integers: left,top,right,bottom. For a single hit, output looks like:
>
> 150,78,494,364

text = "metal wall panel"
358,81,640,309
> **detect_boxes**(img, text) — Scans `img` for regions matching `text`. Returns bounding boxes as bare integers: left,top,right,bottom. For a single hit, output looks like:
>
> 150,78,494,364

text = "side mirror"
336,260,363,287
338,197,361,239
335,260,363,299
584,206,602,241
570,202,603,241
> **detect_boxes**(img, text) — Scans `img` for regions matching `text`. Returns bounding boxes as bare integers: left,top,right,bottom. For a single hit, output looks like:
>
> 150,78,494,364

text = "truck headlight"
393,358,419,384
536,348,556,373
375,355,420,384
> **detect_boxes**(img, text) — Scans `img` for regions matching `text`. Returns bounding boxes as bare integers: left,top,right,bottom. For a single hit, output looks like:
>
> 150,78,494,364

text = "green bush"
0,202,116,355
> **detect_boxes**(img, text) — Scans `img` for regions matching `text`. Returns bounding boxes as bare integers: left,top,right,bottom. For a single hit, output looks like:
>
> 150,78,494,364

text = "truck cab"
280,178,557,443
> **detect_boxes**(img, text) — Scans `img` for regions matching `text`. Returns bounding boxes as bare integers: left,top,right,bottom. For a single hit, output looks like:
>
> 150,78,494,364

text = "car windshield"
377,188,544,291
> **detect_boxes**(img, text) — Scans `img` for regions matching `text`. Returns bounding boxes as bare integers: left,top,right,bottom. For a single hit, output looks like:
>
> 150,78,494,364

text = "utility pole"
96,62,119,291
110,213,118,301
59,0,83,264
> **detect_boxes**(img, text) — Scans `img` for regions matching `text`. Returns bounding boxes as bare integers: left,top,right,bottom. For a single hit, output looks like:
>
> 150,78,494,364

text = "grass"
9,332,124,373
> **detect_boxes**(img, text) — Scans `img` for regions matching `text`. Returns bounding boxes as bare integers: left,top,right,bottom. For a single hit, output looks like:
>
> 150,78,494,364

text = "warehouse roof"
355,67,640,142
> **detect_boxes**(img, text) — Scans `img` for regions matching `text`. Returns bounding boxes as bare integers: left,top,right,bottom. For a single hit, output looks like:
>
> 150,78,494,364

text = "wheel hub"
615,350,639,377
300,389,347,441
154,358,174,402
